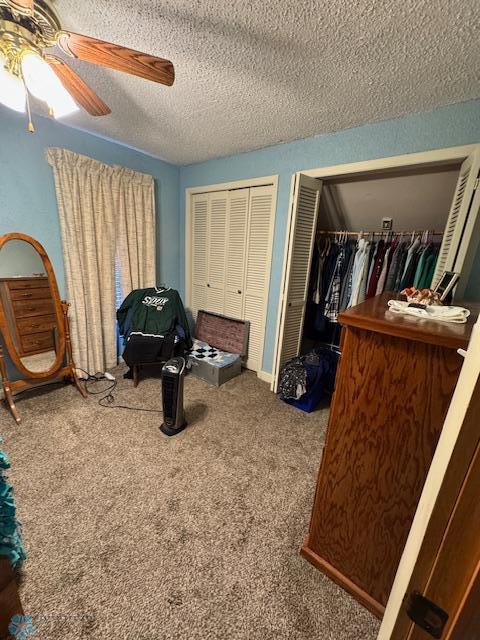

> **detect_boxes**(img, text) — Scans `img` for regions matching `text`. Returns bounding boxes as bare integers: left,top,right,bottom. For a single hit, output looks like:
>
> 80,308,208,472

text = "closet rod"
316,230,444,236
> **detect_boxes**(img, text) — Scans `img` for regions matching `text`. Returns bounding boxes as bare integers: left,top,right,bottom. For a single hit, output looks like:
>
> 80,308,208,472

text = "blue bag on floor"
280,348,339,413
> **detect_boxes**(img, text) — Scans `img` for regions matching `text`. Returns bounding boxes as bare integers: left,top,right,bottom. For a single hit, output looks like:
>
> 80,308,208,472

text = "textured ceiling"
39,0,480,165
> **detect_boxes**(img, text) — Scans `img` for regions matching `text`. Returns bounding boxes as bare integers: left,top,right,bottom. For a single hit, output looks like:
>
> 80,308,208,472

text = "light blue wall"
0,108,179,297
180,99,480,374
2,101,479,376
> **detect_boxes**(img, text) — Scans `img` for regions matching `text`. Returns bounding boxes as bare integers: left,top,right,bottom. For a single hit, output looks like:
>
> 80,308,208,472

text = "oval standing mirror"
0,238,59,373
0,233,85,424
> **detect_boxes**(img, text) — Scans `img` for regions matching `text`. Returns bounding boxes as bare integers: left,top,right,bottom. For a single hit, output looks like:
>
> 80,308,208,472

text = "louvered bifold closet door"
224,189,249,318
243,185,276,372
206,191,228,314
273,174,322,389
191,193,209,317
432,152,480,289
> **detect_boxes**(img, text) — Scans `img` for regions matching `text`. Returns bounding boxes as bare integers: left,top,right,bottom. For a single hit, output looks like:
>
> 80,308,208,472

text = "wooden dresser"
301,292,478,618
0,277,56,357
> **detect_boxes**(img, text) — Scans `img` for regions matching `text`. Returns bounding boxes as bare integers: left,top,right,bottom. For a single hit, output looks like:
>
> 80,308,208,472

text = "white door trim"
378,318,480,639
186,175,279,196
257,369,273,384
300,144,479,179
271,144,480,390
185,175,279,376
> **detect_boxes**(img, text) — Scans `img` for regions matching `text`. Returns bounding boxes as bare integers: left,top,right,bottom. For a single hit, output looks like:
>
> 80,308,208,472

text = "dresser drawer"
13,299,55,318
17,314,57,336
21,331,55,354
7,278,49,291
10,287,52,301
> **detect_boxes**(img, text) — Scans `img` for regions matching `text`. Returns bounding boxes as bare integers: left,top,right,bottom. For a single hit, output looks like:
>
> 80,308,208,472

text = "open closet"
273,145,480,620
273,146,480,390
301,166,457,356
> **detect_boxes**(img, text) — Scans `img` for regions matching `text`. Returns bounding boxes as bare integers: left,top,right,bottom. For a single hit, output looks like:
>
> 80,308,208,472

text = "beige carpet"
2,368,379,639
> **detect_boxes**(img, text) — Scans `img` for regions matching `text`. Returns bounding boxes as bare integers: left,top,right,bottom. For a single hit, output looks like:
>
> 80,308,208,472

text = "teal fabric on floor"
0,438,26,566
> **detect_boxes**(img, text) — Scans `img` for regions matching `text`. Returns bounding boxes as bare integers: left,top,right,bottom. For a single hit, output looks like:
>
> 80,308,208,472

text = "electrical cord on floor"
78,369,162,413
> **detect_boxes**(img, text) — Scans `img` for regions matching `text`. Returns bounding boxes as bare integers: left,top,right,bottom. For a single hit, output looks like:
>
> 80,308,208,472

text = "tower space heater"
160,357,187,436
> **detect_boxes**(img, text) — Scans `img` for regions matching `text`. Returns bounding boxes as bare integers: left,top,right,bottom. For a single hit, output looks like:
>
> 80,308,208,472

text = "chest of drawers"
0,277,56,357
301,292,478,617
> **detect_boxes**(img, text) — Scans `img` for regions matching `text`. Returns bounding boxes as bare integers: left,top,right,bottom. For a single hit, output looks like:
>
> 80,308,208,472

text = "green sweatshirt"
117,287,192,348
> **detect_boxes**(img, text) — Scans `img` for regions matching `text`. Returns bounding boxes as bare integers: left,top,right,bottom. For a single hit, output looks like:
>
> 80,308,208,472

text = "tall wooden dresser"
301,292,478,618
0,277,56,357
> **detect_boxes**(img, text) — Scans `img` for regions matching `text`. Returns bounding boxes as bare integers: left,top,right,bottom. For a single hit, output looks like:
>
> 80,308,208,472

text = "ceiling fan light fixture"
0,52,26,113
47,91,78,119
0,0,172,127
21,50,79,118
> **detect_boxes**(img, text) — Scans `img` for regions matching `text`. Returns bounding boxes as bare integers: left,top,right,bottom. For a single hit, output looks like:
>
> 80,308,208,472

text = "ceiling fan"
0,0,174,127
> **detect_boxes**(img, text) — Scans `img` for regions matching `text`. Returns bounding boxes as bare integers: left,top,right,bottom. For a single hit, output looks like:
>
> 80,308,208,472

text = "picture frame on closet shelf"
434,271,460,302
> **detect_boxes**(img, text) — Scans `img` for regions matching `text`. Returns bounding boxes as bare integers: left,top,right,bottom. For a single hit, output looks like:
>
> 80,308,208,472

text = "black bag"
122,331,177,367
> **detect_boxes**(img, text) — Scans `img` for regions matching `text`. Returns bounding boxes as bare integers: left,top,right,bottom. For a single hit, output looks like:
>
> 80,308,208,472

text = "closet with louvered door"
191,193,209,317
206,191,228,314
273,154,480,391
432,153,480,291
272,174,323,388
243,186,276,371
269,155,480,618
224,189,249,319
189,183,276,373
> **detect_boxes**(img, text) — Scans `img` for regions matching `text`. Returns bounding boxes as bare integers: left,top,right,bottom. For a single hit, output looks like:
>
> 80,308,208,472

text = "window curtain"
114,167,156,299
46,148,156,374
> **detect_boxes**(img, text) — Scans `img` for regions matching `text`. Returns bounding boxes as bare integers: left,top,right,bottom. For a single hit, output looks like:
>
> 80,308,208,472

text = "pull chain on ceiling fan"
0,0,175,129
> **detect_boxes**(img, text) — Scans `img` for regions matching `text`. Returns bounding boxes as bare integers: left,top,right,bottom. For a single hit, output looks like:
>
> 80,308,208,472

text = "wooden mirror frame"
0,232,85,423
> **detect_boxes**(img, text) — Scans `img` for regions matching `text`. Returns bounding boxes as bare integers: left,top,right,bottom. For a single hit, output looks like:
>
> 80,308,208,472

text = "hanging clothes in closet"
304,230,442,342
304,232,355,346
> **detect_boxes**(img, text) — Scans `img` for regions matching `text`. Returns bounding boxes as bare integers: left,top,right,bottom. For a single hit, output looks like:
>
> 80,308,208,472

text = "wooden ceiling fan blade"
57,32,175,87
9,0,34,12
46,55,111,117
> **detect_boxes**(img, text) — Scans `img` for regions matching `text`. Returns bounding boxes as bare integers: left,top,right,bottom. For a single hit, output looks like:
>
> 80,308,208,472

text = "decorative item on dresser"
301,292,479,619
0,232,85,424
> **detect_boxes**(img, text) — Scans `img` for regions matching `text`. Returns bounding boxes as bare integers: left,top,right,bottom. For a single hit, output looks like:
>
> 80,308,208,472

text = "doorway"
272,145,480,391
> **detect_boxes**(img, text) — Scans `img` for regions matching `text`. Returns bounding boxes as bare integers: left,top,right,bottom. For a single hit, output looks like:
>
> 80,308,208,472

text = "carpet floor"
2,368,380,640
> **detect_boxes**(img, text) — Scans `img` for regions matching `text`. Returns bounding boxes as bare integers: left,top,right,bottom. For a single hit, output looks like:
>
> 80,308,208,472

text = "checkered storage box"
188,311,249,386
